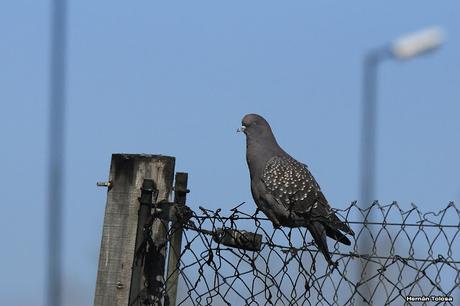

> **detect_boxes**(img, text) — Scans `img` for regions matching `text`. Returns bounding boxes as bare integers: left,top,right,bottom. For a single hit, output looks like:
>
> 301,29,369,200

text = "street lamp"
360,26,445,211
358,26,444,305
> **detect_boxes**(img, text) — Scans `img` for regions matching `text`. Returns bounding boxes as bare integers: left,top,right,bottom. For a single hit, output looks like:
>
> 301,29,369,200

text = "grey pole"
360,53,377,210
47,0,67,305
360,48,391,210
359,48,391,305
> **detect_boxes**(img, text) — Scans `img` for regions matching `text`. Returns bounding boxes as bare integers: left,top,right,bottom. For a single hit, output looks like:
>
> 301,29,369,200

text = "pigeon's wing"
261,155,330,216
262,156,354,236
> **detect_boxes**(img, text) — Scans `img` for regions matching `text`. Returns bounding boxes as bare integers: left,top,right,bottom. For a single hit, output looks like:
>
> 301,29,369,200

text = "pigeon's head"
237,114,274,140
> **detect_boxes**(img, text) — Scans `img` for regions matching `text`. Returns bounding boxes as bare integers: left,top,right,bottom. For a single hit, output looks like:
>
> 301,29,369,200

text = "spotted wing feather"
262,156,354,236
262,156,330,215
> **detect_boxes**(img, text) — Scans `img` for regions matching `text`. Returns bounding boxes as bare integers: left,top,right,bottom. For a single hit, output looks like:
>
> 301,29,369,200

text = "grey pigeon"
238,114,354,266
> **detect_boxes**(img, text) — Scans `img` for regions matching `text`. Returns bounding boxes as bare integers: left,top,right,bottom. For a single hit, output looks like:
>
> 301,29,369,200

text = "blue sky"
1,1,459,305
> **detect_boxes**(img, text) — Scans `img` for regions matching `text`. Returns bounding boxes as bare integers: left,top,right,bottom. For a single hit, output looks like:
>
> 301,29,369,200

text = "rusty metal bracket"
153,200,193,224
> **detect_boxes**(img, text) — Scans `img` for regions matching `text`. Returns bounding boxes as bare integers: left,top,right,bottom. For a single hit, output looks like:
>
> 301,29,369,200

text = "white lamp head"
392,26,445,60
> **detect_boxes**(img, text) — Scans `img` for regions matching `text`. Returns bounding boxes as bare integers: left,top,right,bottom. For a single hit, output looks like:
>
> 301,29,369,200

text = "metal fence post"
165,172,189,306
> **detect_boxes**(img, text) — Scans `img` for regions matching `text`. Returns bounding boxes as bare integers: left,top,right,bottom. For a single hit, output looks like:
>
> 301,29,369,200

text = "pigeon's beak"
237,126,246,133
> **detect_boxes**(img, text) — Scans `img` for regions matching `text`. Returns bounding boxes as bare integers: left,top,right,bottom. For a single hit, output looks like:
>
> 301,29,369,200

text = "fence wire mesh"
157,202,460,305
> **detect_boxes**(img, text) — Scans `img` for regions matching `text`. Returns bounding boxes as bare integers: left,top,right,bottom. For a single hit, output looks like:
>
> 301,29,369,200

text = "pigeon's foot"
328,260,339,270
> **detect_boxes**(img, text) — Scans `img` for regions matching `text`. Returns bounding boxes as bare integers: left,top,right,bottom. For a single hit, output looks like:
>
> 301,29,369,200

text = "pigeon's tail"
329,213,355,237
325,225,351,245
306,221,335,266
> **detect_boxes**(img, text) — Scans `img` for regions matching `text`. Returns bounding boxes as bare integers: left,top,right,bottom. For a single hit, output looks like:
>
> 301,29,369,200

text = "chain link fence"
133,200,460,305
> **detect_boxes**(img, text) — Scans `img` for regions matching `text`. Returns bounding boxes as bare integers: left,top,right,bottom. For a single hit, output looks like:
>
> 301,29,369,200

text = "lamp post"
359,26,444,305
360,25,445,211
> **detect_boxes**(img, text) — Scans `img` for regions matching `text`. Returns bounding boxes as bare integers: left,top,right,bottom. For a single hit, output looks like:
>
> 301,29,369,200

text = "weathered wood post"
94,154,175,306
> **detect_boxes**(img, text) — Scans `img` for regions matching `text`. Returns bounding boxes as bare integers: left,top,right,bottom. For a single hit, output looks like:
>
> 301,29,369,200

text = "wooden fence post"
94,154,175,306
